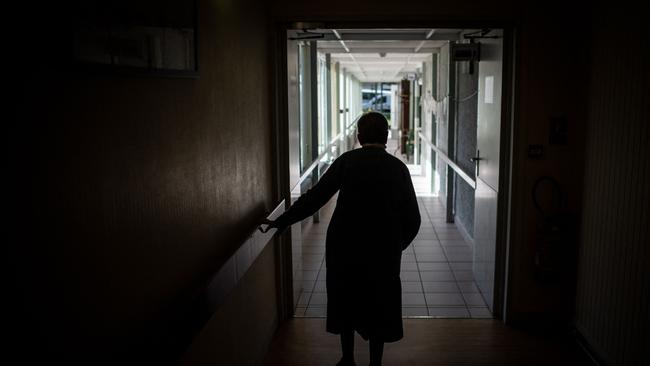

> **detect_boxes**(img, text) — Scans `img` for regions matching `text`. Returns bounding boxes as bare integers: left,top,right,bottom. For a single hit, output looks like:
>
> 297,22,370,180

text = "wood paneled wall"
575,8,650,366
9,0,277,364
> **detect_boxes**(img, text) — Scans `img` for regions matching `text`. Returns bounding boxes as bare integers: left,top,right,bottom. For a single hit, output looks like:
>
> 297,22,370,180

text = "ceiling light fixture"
415,29,436,53
332,29,350,52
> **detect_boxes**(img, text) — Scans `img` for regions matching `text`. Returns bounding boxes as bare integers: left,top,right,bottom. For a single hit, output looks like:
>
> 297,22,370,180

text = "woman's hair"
357,111,389,145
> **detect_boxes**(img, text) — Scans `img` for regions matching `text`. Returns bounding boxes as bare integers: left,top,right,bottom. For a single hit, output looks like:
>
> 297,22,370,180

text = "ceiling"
304,28,464,83
329,52,434,83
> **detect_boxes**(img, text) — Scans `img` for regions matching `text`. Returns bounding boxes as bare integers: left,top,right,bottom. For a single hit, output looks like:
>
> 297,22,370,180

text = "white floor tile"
420,271,455,281
403,307,429,316
469,307,492,318
456,281,479,293
401,262,419,271
462,293,487,306
401,282,424,293
453,270,475,281
425,293,465,306
402,292,427,306
400,271,421,281
418,262,451,271
422,281,459,293
309,293,328,305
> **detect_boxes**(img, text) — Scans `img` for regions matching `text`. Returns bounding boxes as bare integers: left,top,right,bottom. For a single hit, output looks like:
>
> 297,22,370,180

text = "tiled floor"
294,143,491,319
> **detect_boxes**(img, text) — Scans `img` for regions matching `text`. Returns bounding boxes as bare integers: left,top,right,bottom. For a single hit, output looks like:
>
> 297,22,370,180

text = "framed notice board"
73,0,198,78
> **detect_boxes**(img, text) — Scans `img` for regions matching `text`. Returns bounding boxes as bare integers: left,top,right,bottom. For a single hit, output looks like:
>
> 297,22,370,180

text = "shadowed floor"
262,318,592,366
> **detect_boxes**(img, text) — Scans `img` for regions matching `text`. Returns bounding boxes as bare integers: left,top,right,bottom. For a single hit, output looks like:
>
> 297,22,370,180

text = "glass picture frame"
73,0,198,78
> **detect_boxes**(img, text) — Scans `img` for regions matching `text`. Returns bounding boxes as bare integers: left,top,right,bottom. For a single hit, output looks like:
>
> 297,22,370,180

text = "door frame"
271,20,518,323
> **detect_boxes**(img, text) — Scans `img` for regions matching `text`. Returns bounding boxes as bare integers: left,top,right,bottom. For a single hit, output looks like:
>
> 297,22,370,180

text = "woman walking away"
262,112,421,366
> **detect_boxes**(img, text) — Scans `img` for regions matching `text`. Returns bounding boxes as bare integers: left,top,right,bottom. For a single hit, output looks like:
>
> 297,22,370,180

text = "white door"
473,31,503,312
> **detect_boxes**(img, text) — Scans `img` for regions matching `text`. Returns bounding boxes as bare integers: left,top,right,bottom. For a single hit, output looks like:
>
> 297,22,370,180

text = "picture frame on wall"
73,0,198,78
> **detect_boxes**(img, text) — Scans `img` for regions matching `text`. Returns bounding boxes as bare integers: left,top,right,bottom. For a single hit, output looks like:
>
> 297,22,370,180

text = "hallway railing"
418,130,476,190
202,114,362,323
291,114,362,193
291,114,362,222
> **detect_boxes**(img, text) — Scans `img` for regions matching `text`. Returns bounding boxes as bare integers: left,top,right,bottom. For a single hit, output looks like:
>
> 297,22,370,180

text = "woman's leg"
369,338,384,366
337,330,355,365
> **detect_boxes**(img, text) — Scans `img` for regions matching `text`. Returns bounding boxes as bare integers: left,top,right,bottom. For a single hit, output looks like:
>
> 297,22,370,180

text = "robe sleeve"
401,165,421,250
273,157,343,230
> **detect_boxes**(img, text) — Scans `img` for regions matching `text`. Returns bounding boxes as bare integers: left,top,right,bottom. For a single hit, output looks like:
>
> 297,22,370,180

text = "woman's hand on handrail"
258,218,276,233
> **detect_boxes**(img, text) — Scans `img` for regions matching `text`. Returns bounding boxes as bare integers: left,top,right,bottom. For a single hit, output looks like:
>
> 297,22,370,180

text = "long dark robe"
274,145,421,342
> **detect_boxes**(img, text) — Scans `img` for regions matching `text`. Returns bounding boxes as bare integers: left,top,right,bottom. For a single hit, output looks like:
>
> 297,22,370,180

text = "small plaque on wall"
484,76,494,104
73,0,198,77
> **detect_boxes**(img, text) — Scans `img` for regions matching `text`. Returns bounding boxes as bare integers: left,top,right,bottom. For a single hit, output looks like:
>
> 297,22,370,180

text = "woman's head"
357,112,389,145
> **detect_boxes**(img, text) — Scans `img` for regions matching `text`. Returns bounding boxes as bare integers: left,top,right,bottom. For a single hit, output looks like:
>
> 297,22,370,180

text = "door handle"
471,150,483,162
471,150,482,177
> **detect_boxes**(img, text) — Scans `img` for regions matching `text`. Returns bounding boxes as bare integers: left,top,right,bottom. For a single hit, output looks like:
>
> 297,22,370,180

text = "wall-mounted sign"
484,76,494,104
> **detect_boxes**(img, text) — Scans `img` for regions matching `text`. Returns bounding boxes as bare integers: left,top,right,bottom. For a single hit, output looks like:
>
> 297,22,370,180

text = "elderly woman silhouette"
263,112,420,366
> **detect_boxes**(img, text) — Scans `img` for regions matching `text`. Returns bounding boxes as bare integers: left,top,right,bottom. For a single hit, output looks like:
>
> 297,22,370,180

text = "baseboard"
454,219,474,250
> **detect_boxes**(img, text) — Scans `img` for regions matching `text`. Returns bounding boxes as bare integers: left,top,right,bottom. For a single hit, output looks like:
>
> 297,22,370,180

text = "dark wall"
269,0,518,20
505,3,590,324
181,244,279,366
9,0,276,363
574,6,650,366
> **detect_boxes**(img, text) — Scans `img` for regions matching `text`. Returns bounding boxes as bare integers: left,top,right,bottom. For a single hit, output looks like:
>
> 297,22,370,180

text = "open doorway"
277,27,512,321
